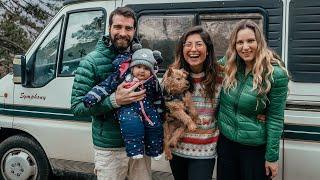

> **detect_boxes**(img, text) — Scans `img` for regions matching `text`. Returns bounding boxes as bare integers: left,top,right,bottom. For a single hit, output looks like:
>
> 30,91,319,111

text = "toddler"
83,48,164,160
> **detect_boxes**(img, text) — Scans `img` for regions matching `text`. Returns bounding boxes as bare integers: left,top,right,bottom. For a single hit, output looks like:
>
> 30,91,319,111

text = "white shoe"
132,154,143,159
153,154,162,161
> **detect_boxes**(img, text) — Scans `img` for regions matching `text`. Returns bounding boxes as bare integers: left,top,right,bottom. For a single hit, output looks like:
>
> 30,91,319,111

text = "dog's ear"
162,68,173,93
181,68,189,77
167,67,173,76
161,71,167,83
161,69,168,84
161,71,170,94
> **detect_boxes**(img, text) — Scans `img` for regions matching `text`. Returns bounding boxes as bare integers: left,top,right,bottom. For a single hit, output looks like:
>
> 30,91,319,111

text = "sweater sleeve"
71,54,115,116
265,66,289,162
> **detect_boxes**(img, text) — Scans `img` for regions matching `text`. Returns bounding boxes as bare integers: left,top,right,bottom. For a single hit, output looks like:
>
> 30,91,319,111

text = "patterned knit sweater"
171,71,223,159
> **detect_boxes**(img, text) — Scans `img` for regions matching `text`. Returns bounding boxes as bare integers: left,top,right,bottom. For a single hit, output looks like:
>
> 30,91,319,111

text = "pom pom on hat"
153,50,163,65
132,43,142,52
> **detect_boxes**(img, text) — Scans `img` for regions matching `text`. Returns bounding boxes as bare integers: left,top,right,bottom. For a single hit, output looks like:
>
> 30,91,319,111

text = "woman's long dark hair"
172,26,218,100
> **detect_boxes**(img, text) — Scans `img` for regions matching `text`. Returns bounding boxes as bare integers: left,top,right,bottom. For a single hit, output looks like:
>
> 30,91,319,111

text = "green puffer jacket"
71,35,123,148
217,57,289,162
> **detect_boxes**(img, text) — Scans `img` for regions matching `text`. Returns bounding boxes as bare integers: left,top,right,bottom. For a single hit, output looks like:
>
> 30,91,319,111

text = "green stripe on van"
1,103,320,142
0,104,91,122
284,124,320,142
285,124,320,133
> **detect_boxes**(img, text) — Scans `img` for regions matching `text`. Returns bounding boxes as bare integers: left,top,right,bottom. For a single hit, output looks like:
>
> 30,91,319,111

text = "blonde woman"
217,20,289,180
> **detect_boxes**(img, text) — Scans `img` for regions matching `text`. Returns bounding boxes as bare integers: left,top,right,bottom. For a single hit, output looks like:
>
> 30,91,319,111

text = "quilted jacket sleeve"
265,66,289,162
71,54,114,116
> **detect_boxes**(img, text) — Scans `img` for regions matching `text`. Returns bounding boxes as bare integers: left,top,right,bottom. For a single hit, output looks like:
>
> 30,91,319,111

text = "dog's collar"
163,90,184,101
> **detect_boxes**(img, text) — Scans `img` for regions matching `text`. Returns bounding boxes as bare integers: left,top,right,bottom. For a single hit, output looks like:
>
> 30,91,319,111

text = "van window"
288,0,320,82
138,15,195,74
33,18,63,87
137,13,263,73
60,10,105,76
200,13,264,58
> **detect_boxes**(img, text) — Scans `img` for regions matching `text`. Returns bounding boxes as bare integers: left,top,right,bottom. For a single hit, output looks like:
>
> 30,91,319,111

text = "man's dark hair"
109,7,137,28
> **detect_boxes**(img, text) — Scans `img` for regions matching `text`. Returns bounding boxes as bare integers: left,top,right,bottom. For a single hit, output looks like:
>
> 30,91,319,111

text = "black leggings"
217,133,269,180
169,154,215,180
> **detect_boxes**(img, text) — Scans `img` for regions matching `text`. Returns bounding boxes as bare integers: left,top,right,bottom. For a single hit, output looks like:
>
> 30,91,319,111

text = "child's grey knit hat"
130,48,162,74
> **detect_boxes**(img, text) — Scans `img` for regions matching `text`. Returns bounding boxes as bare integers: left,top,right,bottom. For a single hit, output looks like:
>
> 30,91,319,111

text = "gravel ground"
54,171,174,180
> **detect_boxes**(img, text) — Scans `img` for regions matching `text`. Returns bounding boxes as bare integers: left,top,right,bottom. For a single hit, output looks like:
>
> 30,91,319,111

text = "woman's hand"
265,161,278,179
115,81,146,106
257,114,266,122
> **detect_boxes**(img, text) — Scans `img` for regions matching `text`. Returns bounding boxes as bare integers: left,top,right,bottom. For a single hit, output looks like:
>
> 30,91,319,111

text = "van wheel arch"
0,134,51,180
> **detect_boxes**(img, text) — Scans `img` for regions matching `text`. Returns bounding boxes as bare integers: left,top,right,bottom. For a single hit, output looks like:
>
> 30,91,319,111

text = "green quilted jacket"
71,35,124,148
217,57,289,162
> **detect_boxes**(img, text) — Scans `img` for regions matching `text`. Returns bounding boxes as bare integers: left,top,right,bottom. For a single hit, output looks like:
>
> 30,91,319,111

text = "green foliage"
0,17,31,51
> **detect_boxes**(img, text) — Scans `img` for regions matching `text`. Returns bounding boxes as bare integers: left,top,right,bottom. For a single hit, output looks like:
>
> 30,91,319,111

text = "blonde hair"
224,20,288,95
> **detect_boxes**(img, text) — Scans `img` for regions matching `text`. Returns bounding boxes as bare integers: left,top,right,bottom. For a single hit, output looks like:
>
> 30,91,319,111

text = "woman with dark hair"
165,25,224,180
217,19,289,180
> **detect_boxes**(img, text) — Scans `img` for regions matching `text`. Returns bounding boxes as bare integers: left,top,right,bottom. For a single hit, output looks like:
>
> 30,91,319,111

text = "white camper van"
0,0,320,179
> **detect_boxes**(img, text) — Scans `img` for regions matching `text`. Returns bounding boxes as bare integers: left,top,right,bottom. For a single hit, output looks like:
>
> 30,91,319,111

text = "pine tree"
0,0,63,77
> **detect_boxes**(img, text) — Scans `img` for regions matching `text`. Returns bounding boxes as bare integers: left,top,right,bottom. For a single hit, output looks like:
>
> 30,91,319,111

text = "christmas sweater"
172,70,223,159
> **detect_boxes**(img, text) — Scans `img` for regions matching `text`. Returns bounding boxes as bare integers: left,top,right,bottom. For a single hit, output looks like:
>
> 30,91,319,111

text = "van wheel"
0,135,50,180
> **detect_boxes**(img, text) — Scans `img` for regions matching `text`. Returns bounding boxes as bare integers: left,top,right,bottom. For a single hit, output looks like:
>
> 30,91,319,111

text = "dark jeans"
169,154,215,180
217,133,270,180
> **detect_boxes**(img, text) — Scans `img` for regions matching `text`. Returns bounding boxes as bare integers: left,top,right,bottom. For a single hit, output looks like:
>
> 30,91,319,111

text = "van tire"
0,135,51,180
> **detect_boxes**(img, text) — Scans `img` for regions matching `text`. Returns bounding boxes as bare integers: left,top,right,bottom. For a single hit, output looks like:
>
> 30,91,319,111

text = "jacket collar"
94,35,119,56
95,35,141,55
236,55,246,75
163,89,185,101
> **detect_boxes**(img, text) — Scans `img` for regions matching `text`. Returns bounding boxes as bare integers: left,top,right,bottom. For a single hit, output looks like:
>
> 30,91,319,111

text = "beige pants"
128,156,152,180
94,148,151,180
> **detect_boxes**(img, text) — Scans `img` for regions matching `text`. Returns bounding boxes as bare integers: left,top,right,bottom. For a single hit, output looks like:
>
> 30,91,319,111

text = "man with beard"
71,7,151,180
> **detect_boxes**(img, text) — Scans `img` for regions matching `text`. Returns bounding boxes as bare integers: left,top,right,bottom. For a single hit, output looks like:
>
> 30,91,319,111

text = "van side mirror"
13,55,26,85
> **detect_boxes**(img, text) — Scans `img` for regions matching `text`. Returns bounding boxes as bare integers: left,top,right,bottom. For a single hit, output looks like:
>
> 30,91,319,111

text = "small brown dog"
162,67,199,160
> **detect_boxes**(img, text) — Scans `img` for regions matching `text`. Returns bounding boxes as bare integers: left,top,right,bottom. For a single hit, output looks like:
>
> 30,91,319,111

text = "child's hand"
115,81,146,105
123,77,140,89
123,81,138,89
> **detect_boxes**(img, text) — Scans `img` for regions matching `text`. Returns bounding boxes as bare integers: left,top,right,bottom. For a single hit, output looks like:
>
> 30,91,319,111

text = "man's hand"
265,161,278,179
115,81,146,106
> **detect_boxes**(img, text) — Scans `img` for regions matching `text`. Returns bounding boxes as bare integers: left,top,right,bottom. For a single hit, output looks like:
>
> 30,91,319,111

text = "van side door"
284,0,320,179
128,0,284,177
12,6,106,173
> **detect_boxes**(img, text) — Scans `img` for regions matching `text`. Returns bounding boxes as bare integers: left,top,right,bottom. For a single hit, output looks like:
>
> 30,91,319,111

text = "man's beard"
111,35,132,52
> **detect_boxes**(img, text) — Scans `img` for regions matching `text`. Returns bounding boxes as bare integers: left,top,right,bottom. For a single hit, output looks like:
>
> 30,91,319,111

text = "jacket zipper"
234,74,249,114
233,74,250,138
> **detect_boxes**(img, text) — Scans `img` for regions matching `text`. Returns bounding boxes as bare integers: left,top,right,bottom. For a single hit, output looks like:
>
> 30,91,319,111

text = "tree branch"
0,37,26,52
0,1,15,15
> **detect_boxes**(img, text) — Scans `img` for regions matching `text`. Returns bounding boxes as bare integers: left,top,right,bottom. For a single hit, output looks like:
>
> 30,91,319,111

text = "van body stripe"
1,104,320,142
0,104,90,122
283,124,320,142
